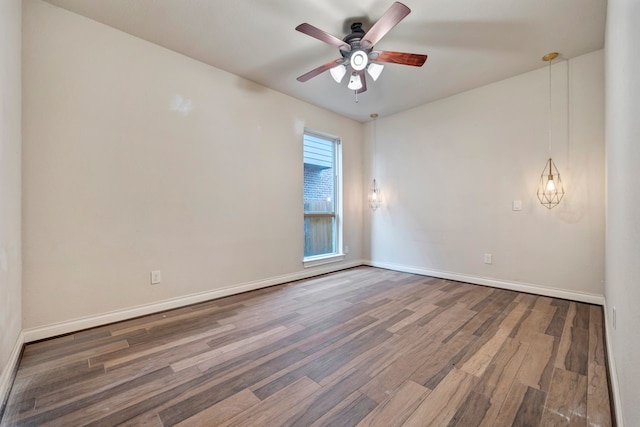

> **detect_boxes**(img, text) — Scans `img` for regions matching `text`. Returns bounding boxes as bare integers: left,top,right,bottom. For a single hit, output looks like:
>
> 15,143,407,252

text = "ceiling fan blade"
296,23,351,51
361,2,411,48
297,58,344,82
372,51,427,67
356,70,367,94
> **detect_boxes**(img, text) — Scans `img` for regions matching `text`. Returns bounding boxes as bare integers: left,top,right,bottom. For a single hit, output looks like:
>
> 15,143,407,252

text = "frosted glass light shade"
329,64,346,83
367,63,384,81
348,73,363,90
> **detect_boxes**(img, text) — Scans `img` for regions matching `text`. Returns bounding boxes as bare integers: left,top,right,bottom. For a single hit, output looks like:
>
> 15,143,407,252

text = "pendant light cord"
371,113,378,177
373,116,377,175
548,57,552,155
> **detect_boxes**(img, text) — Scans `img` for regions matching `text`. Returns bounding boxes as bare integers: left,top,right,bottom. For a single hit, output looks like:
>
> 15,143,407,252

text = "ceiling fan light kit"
295,2,427,96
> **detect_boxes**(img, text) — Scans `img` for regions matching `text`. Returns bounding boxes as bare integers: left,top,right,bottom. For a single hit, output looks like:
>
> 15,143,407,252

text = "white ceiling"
43,0,607,123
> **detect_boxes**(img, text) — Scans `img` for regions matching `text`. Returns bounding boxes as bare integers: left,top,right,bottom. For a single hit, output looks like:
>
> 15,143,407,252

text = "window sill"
303,254,345,269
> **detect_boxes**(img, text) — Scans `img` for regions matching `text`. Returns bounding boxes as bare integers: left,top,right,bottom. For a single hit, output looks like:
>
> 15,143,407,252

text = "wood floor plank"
409,331,478,388
248,322,383,400
473,338,530,426
0,267,613,427
510,304,556,343
15,340,129,379
119,412,165,427
159,349,309,426
460,328,511,377
359,327,449,403
385,303,439,333
14,366,200,426
493,381,530,427
308,391,377,427
516,332,558,391
448,391,491,427
219,377,321,427
98,323,236,369
587,364,612,427
174,325,303,372
587,306,612,427
540,367,588,426
279,368,371,426
403,368,477,427
512,385,547,426
356,380,430,427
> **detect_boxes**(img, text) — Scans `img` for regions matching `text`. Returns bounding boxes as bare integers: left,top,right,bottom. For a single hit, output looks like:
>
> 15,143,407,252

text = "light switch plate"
151,270,161,285
512,200,522,211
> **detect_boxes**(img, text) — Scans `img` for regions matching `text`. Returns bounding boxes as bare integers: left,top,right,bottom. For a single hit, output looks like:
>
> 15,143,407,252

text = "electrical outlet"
484,254,492,264
151,270,161,285
613,306,617,330
344,245,350,254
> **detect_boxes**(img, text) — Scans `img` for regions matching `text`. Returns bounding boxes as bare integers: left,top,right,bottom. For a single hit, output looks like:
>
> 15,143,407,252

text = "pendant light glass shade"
537,158,564,209
369,179,382,210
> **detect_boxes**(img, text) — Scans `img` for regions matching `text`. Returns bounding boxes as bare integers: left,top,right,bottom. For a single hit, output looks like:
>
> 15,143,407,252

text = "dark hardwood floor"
1,267,613,426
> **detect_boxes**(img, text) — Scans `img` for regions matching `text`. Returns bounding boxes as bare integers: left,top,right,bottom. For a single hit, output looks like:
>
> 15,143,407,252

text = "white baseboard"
23,260,365,343
602,301,624,426
0,331,24,413
366,260,605,305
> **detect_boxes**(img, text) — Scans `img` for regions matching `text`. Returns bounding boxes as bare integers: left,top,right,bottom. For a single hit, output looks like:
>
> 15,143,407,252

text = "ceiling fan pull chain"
355,91,359,103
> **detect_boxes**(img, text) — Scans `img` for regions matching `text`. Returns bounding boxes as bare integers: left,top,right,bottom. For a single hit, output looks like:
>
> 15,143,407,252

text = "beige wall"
605,0,640,424
365,50,605,299
14,0,630,421
22,0,363,331
0,0,22,403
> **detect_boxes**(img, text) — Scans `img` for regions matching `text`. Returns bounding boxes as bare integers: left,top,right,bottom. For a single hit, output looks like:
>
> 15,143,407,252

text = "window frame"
303,128,344,268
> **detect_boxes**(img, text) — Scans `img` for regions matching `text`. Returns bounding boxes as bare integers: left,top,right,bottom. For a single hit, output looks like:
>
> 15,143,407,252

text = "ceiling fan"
295,2,427,94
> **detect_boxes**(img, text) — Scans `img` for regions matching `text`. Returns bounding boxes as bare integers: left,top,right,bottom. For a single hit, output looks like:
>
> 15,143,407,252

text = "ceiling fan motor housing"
342,23,371,53
344,23,366,45
342,22,371,71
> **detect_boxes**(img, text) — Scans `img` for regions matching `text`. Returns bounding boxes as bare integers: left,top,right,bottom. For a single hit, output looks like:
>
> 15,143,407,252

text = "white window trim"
303,253,345,269
303,129,343,266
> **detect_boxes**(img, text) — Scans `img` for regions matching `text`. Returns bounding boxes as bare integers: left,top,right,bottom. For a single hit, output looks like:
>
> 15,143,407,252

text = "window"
303,130,343,266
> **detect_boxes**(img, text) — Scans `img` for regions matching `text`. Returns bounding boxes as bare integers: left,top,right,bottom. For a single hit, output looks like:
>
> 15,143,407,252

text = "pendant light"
369,113,382,211
537,52,565,209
